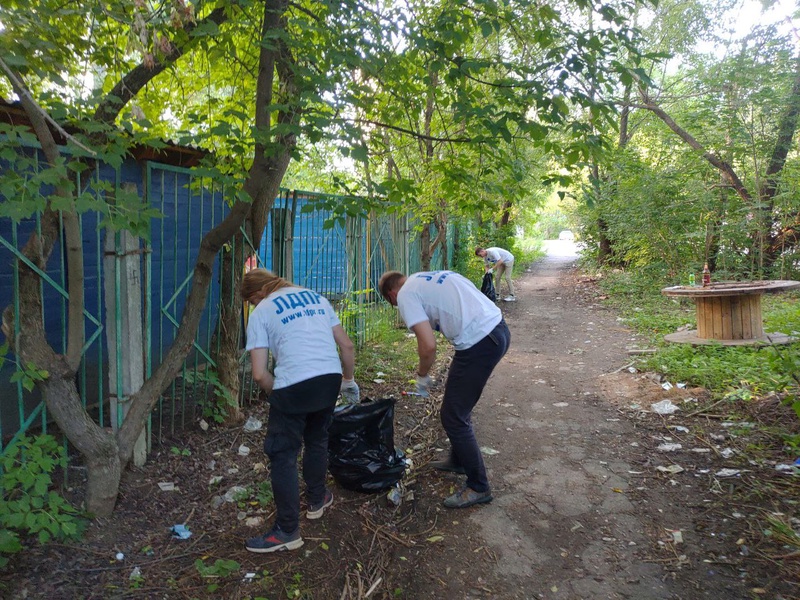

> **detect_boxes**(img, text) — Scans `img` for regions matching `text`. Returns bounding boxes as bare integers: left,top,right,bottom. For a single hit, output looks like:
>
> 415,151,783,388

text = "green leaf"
24,512,38,530
0,529,22,554
33,477,48,497
61,521,78,537
6,513,24,528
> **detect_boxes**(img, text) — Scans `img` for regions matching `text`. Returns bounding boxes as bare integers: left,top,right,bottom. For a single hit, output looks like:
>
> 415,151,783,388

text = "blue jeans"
263,374,339,533
440,320,510,493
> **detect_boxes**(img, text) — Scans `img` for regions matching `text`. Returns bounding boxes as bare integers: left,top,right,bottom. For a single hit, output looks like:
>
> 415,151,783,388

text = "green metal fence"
0,158,453,458
0,159,110,456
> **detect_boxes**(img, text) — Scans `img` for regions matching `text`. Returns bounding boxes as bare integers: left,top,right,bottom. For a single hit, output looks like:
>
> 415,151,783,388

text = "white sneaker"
503,295,516,302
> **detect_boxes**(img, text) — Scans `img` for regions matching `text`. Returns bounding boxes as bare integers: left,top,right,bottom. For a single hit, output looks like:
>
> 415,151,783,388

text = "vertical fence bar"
158,167,166,444
11,221,22,439
184,169,196,428
202,174,212,416
96,167,108,429
144,163,153,452
77,211,88,414
174,168,183,433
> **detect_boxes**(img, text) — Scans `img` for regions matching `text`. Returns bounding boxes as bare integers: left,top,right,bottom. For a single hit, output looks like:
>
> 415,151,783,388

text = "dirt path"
400,243,760,600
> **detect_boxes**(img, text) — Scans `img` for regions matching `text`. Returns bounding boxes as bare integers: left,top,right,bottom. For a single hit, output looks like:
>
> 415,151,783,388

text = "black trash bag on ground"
328,398,407,493
481,271,497,302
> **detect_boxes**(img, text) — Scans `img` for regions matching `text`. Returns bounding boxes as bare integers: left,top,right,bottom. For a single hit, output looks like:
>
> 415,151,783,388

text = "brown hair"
241,268,293,301
378,270,405,300
474,246,485,256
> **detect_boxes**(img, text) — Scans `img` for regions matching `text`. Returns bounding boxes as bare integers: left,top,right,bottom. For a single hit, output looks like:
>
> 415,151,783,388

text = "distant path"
470,242,677,599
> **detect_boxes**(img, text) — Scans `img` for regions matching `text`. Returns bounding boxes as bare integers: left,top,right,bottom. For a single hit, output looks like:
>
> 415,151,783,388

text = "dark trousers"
263,375,339,533
440,320,510,493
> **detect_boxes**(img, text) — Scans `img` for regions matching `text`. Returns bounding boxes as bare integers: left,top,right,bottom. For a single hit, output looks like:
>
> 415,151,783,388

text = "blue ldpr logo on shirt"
272,290,324,314
271,291,326,325
414,271,452,284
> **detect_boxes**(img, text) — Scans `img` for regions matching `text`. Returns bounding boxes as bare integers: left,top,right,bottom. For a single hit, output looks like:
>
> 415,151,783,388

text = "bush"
0,434,86,568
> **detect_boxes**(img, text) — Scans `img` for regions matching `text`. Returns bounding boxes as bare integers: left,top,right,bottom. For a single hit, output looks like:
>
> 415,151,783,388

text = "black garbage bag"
480,271,497,302
328,398,407,493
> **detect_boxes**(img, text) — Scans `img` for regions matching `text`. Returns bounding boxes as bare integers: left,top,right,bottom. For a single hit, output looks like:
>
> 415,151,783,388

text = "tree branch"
762,56,800,190
93,5,231,126
350,118,473,144
0,57,97,156
633,97,752,203
4,65,85,371
243,0,296,245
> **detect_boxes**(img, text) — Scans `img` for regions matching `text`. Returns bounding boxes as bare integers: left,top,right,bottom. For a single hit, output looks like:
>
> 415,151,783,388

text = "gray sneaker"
503,295,516,302
307,489,333,519
443,486,493,508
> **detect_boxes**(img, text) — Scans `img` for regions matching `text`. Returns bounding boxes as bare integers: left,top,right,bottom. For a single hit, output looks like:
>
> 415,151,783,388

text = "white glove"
340,378,360,404
415,374,432,398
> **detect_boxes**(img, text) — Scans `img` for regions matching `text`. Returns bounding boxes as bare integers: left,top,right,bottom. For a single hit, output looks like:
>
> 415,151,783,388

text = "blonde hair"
241,268,293,300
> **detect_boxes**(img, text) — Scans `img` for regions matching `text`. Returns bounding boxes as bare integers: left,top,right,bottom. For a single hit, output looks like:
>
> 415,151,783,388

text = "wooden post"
104,218,147,467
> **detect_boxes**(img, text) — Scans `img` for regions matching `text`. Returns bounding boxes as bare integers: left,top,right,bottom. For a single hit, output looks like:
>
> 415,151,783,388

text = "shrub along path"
3,245,797,599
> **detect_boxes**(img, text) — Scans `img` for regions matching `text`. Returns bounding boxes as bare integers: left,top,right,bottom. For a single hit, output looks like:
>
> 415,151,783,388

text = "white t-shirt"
484,247,514,265
397,271,502,351
245,287,342,389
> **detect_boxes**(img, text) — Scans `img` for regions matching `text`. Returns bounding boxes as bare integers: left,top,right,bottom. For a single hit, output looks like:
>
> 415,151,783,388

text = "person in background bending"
241,269,359,553
378,269,511,508
475,246,516,302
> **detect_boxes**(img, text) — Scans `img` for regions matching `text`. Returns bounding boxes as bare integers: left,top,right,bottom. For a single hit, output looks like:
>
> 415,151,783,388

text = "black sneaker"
306,489,333,520
443,486,493,509
429,458,466,474
245,526,303,553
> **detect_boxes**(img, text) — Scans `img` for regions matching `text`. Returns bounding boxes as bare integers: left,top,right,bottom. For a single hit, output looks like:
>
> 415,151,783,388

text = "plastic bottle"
702,262,711,287
688,273,696,287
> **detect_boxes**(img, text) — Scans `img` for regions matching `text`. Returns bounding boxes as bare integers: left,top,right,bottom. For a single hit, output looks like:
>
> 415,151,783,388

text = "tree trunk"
189,0,299,428
597,217,613,264
440,225,449,269
3,76,121,515
418,66,437,271
41,365,120,516
637,93,753,203
761,56,800,266
499,200,513,228
213,234,245,425
619,83,631,148
428,215,447,269
420,223,432,270
594,50,627,267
